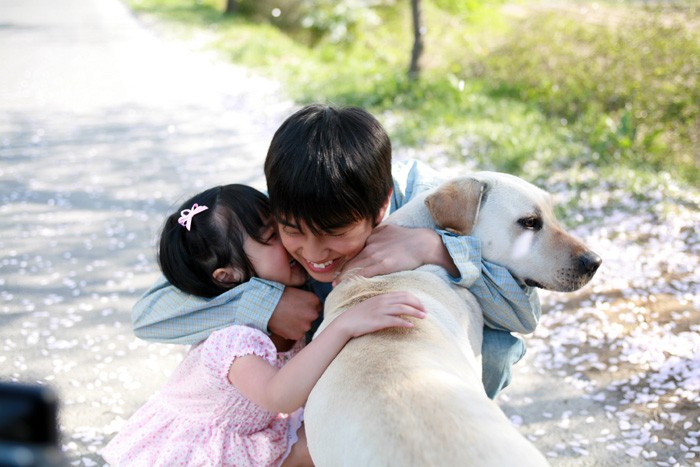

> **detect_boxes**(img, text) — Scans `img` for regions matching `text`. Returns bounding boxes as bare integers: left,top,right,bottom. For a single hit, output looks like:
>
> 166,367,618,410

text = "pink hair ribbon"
178,203,209,231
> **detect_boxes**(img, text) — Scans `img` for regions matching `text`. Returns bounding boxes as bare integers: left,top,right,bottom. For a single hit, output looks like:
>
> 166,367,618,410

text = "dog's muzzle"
579,250,602,276
526,250,602,291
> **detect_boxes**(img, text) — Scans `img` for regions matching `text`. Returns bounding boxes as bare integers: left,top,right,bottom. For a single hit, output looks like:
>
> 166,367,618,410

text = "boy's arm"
398,161,540,333
348,159,540,333
439,232,541,334
335,223,459,282
343,225,540,334
131,275,284,345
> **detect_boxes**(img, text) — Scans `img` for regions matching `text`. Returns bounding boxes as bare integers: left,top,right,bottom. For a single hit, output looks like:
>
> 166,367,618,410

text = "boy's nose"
301,238,328,261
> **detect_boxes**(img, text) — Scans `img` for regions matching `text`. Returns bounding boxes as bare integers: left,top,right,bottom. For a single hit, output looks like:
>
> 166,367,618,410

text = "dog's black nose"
579,251,602,275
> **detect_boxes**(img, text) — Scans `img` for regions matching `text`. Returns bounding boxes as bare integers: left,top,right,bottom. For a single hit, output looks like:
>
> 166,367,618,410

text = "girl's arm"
228,291,426,414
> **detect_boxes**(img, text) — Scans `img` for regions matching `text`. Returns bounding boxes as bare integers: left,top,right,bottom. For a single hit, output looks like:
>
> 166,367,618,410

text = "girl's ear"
212,266,244,286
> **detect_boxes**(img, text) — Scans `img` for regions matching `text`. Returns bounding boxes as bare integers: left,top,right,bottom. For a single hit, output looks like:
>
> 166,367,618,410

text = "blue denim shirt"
132,160,540,344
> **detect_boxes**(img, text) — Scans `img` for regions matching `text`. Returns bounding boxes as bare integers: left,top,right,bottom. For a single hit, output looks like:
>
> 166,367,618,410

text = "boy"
132,104,540,398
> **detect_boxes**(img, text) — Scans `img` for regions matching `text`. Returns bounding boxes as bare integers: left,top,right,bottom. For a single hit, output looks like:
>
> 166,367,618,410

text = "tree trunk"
409,0,424,79
224,0,238,15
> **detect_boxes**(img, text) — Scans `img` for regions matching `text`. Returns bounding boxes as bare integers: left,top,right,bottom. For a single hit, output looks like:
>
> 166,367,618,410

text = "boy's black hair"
158,184,270,298
264,104,393,235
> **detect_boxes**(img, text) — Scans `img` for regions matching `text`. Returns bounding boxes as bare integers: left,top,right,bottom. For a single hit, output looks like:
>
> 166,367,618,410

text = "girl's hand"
333,291,426,338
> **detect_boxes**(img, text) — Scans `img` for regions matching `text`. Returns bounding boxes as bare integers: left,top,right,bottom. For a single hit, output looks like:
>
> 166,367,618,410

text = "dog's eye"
518,216,543,231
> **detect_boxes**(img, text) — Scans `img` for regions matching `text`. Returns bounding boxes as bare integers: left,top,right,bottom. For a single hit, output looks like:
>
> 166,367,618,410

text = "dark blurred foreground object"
0,382,65,467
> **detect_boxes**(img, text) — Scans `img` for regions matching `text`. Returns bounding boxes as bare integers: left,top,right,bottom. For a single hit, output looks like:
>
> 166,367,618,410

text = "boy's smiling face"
278,218,375,283
277,198,389,283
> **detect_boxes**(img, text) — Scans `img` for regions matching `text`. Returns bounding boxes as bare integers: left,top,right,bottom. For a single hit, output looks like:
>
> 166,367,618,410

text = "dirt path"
0,0,292,463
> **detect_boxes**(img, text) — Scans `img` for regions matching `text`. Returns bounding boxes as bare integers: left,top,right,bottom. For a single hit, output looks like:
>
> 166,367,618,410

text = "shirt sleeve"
394,160,542,334
439,230,541,334
390,159,443,212
201,326,278,388
131,275,285,345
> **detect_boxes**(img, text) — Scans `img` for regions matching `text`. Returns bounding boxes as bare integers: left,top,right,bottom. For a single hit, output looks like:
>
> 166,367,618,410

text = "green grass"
124,0,700,190
473,8,700,181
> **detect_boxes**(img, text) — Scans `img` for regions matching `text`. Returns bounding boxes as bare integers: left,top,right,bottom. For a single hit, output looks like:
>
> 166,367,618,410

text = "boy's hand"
334,291,426,338
268,288,321,341
334,224,458,285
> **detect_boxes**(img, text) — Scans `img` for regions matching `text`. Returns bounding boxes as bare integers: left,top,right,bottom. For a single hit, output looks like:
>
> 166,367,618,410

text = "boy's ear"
375,190,393,225
212,267,244,286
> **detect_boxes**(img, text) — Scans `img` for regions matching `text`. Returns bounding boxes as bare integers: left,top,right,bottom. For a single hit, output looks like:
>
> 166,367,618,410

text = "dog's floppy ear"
425,178,486,235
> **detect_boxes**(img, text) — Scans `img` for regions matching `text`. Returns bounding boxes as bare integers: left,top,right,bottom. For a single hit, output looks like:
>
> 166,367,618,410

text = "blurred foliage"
124,0,700,185
231,0,392,45
472,8,700,181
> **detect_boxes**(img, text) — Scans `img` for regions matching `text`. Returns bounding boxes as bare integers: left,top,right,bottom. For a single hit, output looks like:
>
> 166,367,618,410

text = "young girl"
102,184,426,466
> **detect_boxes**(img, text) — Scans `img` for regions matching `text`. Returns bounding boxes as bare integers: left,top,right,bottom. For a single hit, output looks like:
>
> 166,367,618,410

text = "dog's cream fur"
304,172,601,466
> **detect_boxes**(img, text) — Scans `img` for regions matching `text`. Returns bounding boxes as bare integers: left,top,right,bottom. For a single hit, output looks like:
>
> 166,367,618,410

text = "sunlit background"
1,0,698,465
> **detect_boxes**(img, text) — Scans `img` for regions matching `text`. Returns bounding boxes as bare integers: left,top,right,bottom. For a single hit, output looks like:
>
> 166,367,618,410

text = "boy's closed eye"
281,225,303,237
280,223,342,238
325,228,349,238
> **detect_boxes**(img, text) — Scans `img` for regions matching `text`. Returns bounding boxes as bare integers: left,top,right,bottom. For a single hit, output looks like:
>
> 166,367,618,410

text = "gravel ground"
1,0,698,466
496,171,700,466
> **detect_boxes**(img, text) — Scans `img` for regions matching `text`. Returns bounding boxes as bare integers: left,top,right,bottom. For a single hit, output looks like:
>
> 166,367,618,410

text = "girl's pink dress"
102,325,304,467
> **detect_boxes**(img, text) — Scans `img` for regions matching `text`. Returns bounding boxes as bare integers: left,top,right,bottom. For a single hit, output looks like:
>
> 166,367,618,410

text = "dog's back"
305,268,548,466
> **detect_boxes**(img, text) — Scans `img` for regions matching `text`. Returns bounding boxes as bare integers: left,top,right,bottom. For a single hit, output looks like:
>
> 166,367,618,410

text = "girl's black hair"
158,184,270,298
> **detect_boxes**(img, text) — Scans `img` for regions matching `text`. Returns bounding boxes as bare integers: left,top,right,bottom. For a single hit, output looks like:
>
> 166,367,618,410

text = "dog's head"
425,172,601,292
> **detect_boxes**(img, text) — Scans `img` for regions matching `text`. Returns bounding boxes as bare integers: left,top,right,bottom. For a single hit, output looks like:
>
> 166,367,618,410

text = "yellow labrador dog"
304,172,601,467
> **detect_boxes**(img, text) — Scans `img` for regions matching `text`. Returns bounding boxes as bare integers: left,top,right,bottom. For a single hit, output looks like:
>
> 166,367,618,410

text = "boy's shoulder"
391,159,444,211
